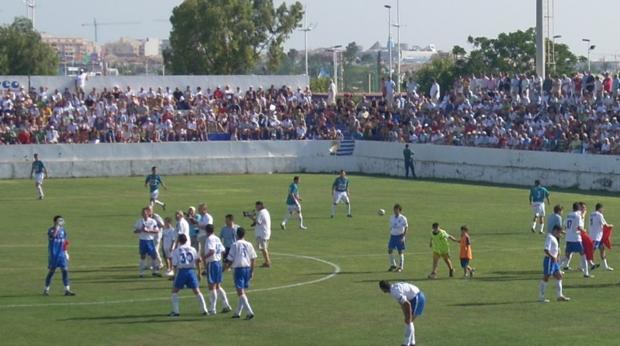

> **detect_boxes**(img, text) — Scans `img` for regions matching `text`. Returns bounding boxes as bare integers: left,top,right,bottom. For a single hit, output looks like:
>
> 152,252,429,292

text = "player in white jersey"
560,202,592,278
169,234,208,317
539,225,570,303
203,224,232,315
589,203,614,271
250,201,272,268
387,204,409,272
225,227,258,320
162,217,176,276
147,205,165,273
196,203,214,276
174,210,191,248
133,207,161,277
379,280,426,346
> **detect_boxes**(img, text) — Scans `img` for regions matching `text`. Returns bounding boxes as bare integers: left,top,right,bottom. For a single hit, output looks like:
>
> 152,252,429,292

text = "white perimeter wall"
0,75,309,92
1,141,619,191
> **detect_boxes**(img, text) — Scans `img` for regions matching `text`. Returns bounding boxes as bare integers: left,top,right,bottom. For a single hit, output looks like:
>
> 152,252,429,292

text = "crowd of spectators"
1,71,620,155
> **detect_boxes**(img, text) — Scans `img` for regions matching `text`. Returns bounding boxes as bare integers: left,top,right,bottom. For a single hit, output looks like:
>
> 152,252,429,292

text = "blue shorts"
48,253,67,270
593,241,604,250
234,267,252,289
543,256,560,276
388,235,405,251
565,241,584,255
460,258,470,268
174,268,199,289
207,261,223,285
409,292,426,318
139,239,157,258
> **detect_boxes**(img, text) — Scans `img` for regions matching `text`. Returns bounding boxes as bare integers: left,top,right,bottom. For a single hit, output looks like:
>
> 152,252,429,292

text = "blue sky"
1,0,618,61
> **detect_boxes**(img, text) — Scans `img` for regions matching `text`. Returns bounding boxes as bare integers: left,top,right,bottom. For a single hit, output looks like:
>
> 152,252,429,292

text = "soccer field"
1,174,620,346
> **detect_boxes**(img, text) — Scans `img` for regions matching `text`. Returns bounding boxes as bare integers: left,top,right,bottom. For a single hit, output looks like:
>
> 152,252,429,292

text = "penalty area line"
0,252,340,309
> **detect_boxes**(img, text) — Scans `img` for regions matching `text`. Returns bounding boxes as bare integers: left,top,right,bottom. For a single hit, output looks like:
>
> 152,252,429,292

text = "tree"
343,41,361,66
413,55,456,98
165,0,303,75
456,28,578,77
0,17,58,75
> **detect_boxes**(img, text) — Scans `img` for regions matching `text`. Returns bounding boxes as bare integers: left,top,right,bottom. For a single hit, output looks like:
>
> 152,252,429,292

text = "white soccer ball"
377,209,386,216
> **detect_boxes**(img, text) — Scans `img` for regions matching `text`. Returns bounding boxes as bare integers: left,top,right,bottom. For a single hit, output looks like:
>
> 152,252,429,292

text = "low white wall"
354,141,620,191
2,141,618,191
0,75,309,92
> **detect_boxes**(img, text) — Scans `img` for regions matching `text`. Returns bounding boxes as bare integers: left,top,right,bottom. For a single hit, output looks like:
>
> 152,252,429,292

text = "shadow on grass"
71,266,135,274
564,283,619,289
449,300,536,307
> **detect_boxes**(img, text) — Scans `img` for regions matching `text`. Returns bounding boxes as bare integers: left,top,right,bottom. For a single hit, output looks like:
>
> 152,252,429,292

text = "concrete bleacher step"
335,139,355,156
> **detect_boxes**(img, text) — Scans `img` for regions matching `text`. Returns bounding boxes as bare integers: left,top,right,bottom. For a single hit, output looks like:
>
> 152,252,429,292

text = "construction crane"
81,18,140,43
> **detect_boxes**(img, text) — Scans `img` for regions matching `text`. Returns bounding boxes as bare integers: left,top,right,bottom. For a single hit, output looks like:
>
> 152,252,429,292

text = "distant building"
140,38,161,57
41,33,97,65
103,37,141,57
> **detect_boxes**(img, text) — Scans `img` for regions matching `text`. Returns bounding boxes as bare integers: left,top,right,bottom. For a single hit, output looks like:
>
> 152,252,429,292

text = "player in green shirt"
30,153,48,200
280,176,307,230
427,223,458,279
529,180,550,233
331,170,352,218
144,166,167,210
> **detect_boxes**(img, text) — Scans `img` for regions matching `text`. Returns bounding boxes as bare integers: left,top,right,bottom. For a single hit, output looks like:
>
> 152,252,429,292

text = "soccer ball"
377,209,386,216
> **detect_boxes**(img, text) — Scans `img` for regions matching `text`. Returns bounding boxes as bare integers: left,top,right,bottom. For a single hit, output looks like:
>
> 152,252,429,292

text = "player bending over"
379,280,425,346
203,224,232,314
169,234,208,316
387,204,408,273
529,180,550,233
145,166,167,210
539,225,570,303
281,176,307,230
225,227,257,320
427,223,459,279
43,215,75,296
331,170,352,218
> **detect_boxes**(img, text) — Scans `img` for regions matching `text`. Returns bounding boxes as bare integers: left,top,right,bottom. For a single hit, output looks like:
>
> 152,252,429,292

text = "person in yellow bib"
427,223,459,279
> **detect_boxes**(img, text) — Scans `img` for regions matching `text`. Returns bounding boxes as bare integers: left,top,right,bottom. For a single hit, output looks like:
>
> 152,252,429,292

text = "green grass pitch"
1,174,619,345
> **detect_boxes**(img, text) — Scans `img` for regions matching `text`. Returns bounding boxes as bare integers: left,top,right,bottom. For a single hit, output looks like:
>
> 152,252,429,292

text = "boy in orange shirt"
460,225,475,278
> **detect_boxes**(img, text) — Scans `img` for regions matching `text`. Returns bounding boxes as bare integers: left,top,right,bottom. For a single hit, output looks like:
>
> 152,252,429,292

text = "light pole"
299,5,315,76
328,45,343,92
583,38,595,72
395,0,401,94
552,34,562,74
384,4,392,81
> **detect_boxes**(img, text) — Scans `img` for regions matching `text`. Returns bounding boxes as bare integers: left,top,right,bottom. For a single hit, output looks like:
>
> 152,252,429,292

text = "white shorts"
35,173,45,185
333,191,350,204
287,204,301,213
150,189,159,200
532,202,545,217
256,237,269,250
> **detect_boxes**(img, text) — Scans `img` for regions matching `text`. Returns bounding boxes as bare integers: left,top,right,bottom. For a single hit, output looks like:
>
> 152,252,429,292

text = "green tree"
457,28,577,77
0,17,58,75
165,0,303,75
413,55,456,98
343,41,360,66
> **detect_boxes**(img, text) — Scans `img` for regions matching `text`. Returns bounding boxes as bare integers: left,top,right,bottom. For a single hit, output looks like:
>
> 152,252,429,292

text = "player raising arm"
43,215,75,296
331,170,352,218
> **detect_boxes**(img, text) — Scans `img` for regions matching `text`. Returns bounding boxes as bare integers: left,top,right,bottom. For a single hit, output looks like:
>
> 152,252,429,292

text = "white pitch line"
0,252,340,309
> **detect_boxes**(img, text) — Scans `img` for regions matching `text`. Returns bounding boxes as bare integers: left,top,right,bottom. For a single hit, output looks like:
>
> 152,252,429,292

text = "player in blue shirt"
331,170,352,218
145,166,167,210
30,153,48,200
43,215,75,296
529,180,550,233
281,176,308,230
